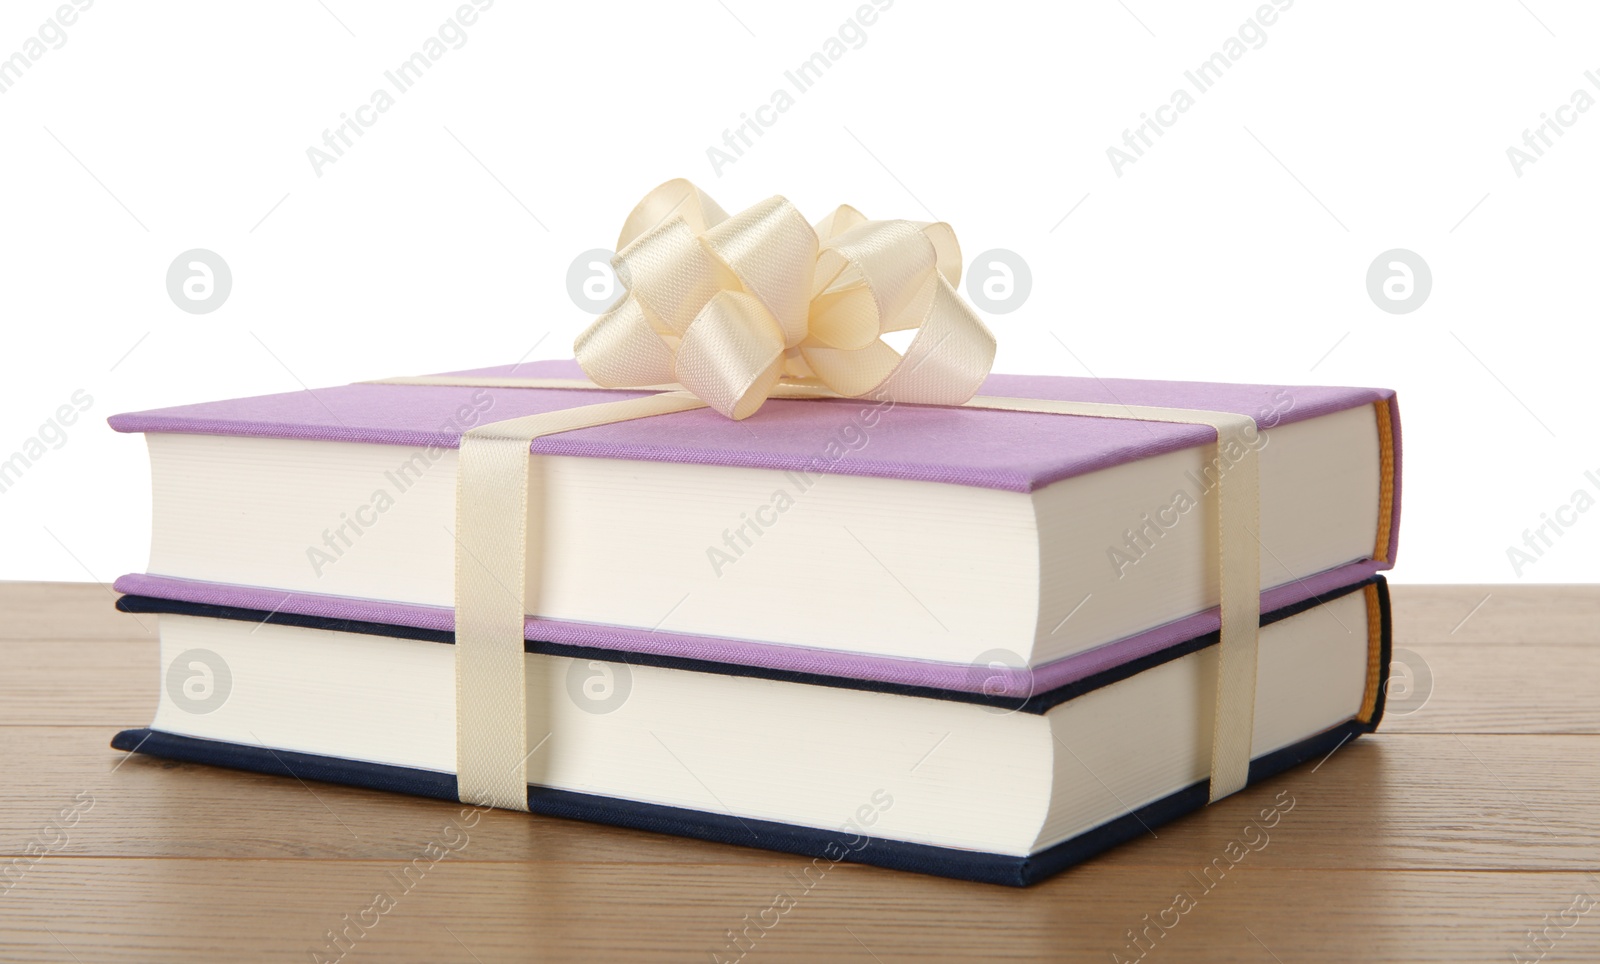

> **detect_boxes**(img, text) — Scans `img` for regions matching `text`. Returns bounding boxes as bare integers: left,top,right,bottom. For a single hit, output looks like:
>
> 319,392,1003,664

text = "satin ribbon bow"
574,179,998,420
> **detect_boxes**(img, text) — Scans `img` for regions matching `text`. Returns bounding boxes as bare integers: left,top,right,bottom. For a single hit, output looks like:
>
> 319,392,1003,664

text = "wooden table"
2,583,1597,962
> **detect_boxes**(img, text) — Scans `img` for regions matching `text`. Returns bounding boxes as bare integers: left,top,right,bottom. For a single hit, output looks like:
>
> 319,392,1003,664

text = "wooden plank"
1389,583,1600,644
0,639,157,726
0,581,153,642
3,727,1596,872
0,726,782,868
2,859,1597,963
1377,641,1600,734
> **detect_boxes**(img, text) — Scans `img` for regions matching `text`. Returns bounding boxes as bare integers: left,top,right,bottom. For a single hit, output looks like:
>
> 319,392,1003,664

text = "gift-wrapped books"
108,359,1400,885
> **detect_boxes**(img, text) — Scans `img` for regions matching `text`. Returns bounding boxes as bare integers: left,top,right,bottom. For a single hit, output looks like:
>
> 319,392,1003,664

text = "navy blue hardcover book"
111,576,1390,887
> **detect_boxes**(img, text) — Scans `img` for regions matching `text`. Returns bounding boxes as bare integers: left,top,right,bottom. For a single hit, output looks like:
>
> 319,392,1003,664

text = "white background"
1,0,1595,584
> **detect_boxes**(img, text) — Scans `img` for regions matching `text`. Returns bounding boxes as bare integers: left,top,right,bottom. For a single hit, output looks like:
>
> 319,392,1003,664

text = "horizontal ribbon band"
365,374,1264,808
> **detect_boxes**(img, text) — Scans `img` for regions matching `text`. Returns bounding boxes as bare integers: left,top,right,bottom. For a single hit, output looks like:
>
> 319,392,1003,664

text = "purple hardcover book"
107,361,1400,884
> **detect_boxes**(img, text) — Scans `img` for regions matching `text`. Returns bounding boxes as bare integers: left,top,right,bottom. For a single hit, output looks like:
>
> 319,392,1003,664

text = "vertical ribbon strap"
963,396,1262,802
453,391,707,811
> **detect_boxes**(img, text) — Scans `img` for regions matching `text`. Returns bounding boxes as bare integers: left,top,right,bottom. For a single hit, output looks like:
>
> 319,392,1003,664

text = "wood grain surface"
1,582,1597,963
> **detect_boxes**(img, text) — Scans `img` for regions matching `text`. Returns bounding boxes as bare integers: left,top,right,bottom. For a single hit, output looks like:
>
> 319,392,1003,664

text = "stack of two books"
109,360,1401,886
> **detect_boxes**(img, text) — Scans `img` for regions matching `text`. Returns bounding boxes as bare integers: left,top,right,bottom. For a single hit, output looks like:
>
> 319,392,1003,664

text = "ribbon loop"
677,291,787,421
614,217,733,337
815,219,934,330
702,197,817,349
574,298,677,387
617,178,728,248
575,181,997,419
872,275,997,406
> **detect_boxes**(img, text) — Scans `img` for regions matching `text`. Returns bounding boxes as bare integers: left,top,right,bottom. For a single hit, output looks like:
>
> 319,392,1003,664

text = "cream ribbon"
963,396,1261,802
374,173,1261,814
572,179,998,420
452,392,707,811
372,378,1262,807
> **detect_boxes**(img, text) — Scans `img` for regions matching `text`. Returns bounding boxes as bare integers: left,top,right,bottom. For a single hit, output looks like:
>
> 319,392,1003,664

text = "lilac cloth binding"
115,561,1382,697
109,360,1401,694
110,361,1399,506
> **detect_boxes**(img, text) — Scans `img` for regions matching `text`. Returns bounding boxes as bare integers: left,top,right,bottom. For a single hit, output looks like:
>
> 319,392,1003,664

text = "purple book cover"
109,359,1401,695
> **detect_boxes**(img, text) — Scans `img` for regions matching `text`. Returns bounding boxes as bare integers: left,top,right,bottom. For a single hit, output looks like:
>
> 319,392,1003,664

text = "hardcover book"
108,359,1400,669
115,577,1391,886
